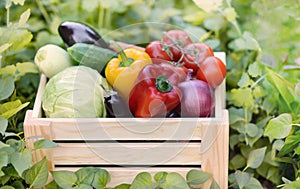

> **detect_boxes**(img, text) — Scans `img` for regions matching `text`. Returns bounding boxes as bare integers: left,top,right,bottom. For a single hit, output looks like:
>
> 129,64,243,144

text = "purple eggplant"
58,21,111,49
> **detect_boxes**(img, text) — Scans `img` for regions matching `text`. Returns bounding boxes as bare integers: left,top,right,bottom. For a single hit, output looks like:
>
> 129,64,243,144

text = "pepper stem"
110,41,134,67
119,49,134,67
156,75,173,93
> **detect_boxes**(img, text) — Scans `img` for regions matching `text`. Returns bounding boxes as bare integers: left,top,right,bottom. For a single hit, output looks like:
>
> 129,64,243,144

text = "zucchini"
67,43,117,76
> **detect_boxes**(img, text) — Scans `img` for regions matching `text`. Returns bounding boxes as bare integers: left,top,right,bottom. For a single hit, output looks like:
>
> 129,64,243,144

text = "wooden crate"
24,52,228,189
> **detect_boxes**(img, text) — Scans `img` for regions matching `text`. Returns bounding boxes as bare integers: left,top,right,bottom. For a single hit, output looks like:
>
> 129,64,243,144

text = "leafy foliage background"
0,0,300,188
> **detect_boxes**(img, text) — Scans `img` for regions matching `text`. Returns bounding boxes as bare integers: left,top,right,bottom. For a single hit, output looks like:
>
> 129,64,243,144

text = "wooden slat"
201,110,229,189
50,143,202,165
54,167,201,187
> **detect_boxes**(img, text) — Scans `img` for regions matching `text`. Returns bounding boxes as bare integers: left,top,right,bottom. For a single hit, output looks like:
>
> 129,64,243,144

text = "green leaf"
229,88,254,108
0,43,11,54
210,180,220,189
10,149,32,176
282,179,300,189
229,32,260,51
11,180,25,189
264,114,292,140
192,0,223,12
186,169,212,185
161,172,190,189
223,7,237,22
0,118,8,135
238,72,252,88
18,9,31,27
234,171,250,189
229,154,246,170
8,29,33,50
130,172,155,189
246,123,259,137
244,177,263,189
0,151,8,169
12,0,25,5
0,186,15,189
0,75,15,101
0,100,30,119
23,157,48,188
52,170,77,189
45,180,60,189
74,184,93,189
248,62,262,78
246,147,267,169
75,167,94,185
266,69,295,113
15,62,39,78
115,184,131,189
81,0,100,12
279,135,300,156
34,139,58,150
92,168,110,189
154,172,167,183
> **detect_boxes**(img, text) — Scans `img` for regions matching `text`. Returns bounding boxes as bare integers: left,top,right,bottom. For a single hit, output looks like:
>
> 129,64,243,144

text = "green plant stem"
105,8,111,29
35,0,51,26
98,3,104,29
250,74,266,89
6,6,10,26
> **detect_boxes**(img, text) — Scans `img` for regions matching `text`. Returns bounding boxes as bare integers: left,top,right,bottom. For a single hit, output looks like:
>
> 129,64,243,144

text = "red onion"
178,79,214,117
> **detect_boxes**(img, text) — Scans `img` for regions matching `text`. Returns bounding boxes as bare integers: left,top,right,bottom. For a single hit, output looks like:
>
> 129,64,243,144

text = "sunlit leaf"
8,29,33,50
12,0,25,6
223,7,237,22
18,9,31,27
192,0,223,12
0,100,30,119
0,43,11,53
229,88,254,108
264,114,292,140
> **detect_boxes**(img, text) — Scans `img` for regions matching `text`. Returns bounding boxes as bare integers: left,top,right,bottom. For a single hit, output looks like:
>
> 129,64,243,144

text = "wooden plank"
200,110,229,189
54,167,201,188
50,143,202,165
32,74,47,118
24,111,54,170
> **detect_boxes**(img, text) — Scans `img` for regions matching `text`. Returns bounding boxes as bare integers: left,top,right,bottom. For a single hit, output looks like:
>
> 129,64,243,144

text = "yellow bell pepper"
105,48,152,100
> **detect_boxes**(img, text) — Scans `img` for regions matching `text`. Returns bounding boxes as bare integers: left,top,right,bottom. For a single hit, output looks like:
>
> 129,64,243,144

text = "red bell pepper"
129,62,186,118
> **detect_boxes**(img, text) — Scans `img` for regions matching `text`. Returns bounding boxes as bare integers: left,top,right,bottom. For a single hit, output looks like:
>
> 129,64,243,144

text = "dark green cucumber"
67,43,117,77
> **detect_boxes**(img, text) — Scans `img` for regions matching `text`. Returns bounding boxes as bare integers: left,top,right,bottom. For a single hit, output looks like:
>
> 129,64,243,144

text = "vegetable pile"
36,21,226,118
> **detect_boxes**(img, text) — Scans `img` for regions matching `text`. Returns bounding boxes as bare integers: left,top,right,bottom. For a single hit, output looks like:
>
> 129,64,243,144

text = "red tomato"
162,30,192,61
145,41,172,63
197,56,226,88
183,43,214,74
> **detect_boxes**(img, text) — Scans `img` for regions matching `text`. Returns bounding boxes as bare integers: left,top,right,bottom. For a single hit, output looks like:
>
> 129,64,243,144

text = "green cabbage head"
42,66,109,118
